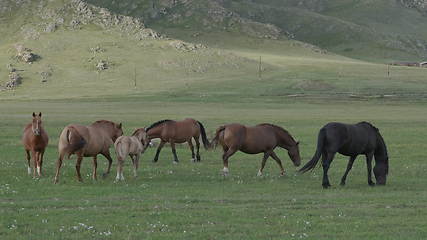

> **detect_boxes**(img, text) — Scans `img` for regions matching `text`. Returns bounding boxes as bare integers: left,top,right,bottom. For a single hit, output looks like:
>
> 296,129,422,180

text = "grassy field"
1,1,427,239
1,97,427,239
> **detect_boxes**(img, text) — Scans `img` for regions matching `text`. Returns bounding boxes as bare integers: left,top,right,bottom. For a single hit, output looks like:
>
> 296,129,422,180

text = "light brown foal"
212,123,301,176
22,112,49,177
114,128,149,181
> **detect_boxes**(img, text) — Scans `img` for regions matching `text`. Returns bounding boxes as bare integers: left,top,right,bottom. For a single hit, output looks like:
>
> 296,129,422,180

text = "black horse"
299,122,389,188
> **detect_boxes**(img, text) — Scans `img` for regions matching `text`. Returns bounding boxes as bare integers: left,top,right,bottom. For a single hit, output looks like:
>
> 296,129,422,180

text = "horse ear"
118,123,122,129
32,112,36,117
39,112,42,117
296,141,300,145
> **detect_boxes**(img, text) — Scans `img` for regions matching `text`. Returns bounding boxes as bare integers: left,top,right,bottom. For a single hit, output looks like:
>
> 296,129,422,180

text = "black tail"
299,128,326,173
197,121,210,150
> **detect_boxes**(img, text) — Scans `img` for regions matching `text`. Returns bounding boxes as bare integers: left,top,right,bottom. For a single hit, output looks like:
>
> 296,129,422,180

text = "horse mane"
358,121,379,132
146,119,172,132
257,123,296,143
131,128,144,136
92,120,115,126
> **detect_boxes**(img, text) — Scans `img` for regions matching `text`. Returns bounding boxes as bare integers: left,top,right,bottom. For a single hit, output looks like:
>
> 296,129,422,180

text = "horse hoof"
257,170,263,177
279,172,285,177
368,182,376,186
340,181,346,186
102,173,109,178
191,158,196,162
173,161,179,164
27,167,32,175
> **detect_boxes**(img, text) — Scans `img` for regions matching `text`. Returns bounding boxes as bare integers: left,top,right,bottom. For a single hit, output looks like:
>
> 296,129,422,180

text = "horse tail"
63,127,86,158
211,125,226,149
299,128,326,173
197,121,210,150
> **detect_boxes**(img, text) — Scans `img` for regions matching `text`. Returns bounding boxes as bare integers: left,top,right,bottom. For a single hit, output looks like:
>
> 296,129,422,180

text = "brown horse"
54,120,123,183
22,112,49,177
211,123,301,176
146,118,210,163
114,128,149,181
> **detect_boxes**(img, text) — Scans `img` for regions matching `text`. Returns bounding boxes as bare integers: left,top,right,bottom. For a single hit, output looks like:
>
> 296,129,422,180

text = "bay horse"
22,112,49,177
114,128,149,181
53,120,123,183
146,118,210,163
211,123,301,176
299,122,389,188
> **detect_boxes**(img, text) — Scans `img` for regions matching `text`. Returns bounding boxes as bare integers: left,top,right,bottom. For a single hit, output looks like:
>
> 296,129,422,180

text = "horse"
299,122,389,188
211,123,301,176
114,128,149,181
146,118,210,163
22,112,49,177
53,120,123,183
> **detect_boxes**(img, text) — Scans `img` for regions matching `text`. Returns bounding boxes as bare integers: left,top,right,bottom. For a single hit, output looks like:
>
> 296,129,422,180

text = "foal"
114,128,149,181
22,112,49,177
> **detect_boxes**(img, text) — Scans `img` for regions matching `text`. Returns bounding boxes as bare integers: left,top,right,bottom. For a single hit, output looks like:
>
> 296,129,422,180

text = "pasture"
1,97,426,239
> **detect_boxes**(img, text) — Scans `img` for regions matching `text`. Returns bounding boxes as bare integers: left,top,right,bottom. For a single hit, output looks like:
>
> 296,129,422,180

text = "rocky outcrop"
399,0,427,13
15,44,39,63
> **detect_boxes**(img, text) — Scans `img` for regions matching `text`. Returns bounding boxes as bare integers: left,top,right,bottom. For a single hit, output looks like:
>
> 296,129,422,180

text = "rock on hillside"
400,0,427,13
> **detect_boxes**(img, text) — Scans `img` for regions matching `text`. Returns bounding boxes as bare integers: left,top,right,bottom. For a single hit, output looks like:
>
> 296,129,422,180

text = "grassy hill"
86,0,427,62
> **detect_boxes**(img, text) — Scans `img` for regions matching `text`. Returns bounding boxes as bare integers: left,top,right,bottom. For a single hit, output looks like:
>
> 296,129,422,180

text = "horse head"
132,128,149,152
287,141,301,167
374,155,388,185
112,122,123,142
31,112,42,136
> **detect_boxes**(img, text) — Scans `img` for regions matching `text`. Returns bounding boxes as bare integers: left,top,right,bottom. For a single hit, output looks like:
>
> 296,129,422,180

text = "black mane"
358,121,379,132
146,119,172,131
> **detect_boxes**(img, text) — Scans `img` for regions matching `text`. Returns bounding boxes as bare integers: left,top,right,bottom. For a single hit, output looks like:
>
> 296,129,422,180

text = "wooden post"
134,64,137,89
258,56,262,80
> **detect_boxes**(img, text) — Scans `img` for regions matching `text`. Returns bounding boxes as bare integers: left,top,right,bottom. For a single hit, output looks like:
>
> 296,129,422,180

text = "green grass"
1,98,427,239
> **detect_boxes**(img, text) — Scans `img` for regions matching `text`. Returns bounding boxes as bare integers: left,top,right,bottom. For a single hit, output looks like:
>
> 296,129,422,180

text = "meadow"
1,1,427,238
1,97,427,239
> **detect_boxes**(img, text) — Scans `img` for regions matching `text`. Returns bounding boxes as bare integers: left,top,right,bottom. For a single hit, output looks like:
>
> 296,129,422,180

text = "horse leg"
39,150,45,176
270,151,285,176
340,156,356,186
36,151,42,177
188,139,196,162
170,140,179,164
322,151,335,188
101,151,113,177
92,156,98,181
222,147,237,176
153,141,165,163
54,154,64,184
366,153,375,186
257,152,270,176
75,153,83,182
31,150,37,178
26,150,31,175
133,154,140,178
195,136,201,162
116,156,124,181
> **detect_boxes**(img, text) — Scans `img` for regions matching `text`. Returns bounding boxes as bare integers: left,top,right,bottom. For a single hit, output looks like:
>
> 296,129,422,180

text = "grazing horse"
114,128,149,181
54,120,123,183
211,123,301,176
146,118,210,163
299,122,389,188
22,112,49,177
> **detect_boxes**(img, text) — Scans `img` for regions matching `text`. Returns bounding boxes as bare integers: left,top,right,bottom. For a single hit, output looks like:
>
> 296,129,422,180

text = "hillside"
1,0,427,100
86,0,427,62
